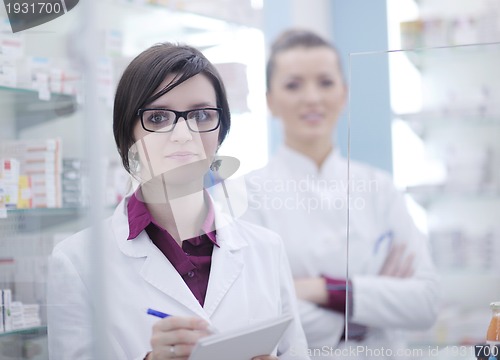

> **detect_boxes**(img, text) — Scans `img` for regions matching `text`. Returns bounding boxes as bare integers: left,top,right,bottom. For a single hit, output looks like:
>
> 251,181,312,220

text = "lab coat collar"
202,208,245,317
113,190,248,257
275,144,344,178
111,190,247,319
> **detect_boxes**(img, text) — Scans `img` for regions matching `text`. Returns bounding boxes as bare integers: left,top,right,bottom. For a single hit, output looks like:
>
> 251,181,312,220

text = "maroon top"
323,276,367,341
323,276,351,314
127,190,218,307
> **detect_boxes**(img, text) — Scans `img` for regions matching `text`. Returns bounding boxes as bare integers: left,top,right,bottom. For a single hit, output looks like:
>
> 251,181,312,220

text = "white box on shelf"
1,139,62,208
0,291,3,332
2,288,12,332
0,159,20,208
0,63,17,87
0,158,20,183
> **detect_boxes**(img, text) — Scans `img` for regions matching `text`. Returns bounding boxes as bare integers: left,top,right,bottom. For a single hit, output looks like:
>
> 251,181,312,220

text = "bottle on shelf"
486,302,500,360
487,302,500,343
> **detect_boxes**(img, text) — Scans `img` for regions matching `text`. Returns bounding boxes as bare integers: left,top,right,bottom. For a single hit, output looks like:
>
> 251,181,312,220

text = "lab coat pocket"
248,316,270,324
252,305,281,323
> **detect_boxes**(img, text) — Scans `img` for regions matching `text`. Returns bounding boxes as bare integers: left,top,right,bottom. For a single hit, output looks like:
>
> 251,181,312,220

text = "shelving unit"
0,326,48,359
405,185,500,207
397,112,500,132
388,0,500,347
0,326,46,338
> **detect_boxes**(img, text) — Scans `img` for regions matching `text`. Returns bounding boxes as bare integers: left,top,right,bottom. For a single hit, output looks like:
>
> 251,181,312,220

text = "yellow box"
17,175,32,209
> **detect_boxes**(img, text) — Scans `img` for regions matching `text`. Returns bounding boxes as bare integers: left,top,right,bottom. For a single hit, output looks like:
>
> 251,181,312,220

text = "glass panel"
1,1,264,358
0,4,88,360
347,40,500,359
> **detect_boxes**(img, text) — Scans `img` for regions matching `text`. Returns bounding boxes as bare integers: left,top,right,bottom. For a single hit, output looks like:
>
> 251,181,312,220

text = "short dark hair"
266,29,344,91
113,42,231,174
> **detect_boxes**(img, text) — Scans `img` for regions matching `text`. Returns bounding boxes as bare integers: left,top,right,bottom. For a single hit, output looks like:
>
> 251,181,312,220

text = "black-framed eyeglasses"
137,107,222,133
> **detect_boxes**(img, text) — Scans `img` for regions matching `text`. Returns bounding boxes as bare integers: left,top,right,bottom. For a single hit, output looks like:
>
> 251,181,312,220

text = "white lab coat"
46,187,310,360
242,146,440,359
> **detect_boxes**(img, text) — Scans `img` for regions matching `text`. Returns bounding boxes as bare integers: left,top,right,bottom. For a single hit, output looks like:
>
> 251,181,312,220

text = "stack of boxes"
10,302,41,331
400,3,500,50
0,159,21,213
0,289,12,333
0,139,62,209
0,289,41,333
1,139,130,212
62,158,87,208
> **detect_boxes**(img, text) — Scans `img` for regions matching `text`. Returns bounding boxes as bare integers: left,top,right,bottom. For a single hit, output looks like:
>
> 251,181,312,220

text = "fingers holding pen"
153,315,210,333
150,316,210,360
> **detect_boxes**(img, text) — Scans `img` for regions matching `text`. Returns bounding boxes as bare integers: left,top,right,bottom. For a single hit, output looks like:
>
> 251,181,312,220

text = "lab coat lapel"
139,244,206,318
202,208,246,318
112,196,206,318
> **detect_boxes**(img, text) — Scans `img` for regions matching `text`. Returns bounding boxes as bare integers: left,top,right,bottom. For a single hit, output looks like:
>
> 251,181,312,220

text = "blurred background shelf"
0,326,47,338
389,0,500,348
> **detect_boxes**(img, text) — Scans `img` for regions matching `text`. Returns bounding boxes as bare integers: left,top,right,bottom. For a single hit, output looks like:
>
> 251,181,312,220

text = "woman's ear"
127,143,140,172
128,143,137,160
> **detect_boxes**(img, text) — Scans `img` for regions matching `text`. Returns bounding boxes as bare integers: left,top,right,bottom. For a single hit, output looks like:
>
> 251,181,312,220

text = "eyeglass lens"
141,109,220,132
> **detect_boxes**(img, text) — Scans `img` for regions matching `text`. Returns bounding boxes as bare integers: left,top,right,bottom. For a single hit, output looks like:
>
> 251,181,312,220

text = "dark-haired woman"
47,43,310,360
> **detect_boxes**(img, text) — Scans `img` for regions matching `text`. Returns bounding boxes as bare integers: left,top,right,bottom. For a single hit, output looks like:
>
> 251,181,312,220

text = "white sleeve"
47,249,94,360
276,237,311,360
351,183,440,330
47,248,134,360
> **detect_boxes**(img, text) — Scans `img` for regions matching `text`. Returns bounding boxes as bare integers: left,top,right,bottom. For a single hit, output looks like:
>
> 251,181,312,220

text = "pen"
373,230,393,254
146,308,219,334
147,308,170,318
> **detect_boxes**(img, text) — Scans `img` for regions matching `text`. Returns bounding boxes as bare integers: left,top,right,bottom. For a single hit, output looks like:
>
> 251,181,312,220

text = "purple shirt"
323,275,367,341
323,276,351,314
127,190,218,307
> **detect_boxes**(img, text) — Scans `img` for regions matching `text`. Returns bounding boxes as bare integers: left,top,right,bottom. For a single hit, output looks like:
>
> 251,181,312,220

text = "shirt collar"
276,144,342,178
127,188,218,246
127,190,153,240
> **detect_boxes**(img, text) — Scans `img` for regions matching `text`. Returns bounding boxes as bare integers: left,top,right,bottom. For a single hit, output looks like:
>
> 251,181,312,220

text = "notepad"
188,313,294,360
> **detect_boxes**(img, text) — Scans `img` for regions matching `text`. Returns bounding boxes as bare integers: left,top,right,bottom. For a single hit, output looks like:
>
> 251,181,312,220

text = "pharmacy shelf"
5,206,115,216
0,86,77,133
106,0,261,29
405,185,500,207
0,326,47,359
2,206,115,233
0,326,46,338
396,112,500,125
395,0,500,349
395,112,500,139
401,42,500,69
5,206,83,216
1,207,85,233
0,85,72,96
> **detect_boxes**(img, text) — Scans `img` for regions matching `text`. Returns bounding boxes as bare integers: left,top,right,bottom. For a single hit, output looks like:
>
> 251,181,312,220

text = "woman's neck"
139,176,206,246
285,137,333,169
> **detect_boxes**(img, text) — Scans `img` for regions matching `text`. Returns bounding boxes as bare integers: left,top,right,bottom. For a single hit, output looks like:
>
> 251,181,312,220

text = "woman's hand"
294,277,328,305
147,316,211,360
379,242,415,278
